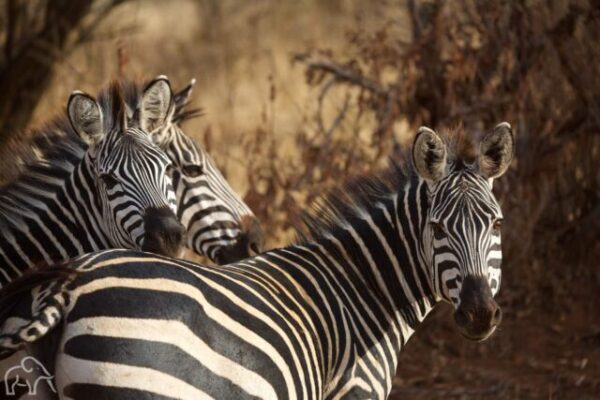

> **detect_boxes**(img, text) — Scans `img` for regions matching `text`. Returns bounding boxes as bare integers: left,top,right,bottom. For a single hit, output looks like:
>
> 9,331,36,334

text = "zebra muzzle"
142,207,185,257
213,215,264,265
454,275,502,341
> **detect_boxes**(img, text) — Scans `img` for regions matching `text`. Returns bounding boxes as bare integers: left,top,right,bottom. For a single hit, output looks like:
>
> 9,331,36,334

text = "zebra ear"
479,122,514,180
140,75,174,133
174,78,196,113
68,91,105,145
412,126,448,184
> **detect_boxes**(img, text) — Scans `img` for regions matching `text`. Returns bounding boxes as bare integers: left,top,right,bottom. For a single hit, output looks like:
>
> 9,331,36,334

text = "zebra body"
0,78,183,287
0,124,514,399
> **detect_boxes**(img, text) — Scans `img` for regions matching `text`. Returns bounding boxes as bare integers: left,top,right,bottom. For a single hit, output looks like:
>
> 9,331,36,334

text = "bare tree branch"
294,55,387,95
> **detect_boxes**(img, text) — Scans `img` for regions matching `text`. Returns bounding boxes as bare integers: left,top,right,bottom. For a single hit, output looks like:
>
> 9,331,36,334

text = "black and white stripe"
142,79,263,264
0,78,181,287
0,124,514,399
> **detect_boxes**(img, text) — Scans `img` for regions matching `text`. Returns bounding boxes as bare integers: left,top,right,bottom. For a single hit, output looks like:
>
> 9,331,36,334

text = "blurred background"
0,0,598,398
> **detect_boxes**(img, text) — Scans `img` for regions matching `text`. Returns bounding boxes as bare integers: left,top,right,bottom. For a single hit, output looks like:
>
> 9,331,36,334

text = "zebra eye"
182,164,203,178
493,219,503,232
100,174,119,187
431,222,446,237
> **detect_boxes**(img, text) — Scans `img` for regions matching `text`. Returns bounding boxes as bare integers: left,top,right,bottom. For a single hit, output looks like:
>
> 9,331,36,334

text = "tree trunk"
0,0,95,146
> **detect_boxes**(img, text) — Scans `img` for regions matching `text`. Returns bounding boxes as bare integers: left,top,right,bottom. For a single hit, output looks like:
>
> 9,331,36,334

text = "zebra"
0,123,514,399
0,77,184,287
119,78,263,263
15,77,263,265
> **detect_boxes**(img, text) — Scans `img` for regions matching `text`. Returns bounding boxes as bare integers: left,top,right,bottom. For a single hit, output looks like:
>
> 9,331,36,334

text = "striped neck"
268,176,437,398
66,154,114,249
0,155,109,285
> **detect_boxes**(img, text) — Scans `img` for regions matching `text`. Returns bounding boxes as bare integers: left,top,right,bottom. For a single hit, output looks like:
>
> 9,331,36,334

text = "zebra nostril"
248,238,261,255
492,306,502,325
240,216,264,254
213,249,223,264
455,308,472,326
142,207,185,256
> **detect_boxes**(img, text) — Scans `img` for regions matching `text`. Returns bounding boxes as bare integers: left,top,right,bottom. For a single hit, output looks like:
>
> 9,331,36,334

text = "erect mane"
108,79,202,126
441,124,479,168
0,81,121,186
0,81,125,188
296,127,482,244
0,111,84,186
295,154,412,244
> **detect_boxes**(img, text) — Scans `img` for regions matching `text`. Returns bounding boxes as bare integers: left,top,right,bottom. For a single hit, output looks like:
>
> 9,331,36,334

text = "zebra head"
138,79,264,264
67,79,185,257
413,123,514,341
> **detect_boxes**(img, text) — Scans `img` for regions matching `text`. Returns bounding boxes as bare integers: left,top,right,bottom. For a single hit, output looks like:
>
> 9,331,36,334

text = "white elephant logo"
3,356,56,396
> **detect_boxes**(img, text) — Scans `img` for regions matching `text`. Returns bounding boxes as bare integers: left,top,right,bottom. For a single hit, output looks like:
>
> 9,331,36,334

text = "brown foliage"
244,0,599,307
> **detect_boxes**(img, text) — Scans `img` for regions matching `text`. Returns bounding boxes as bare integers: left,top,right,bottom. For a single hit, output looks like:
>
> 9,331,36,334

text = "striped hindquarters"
52,250,323,400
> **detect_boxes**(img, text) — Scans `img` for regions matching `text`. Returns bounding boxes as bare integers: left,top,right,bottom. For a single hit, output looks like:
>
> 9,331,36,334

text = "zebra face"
144,79,264,264
157,125,263,264
67,80,185,257
92,129,182,254
413,123,514,341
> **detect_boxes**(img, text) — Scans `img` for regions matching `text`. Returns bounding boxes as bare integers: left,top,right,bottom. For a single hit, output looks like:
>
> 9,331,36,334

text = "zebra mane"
114,79,203,126
441,124,478,168
0,113,82,186
296,156,412,244
296,127,480,244
0,81,126,183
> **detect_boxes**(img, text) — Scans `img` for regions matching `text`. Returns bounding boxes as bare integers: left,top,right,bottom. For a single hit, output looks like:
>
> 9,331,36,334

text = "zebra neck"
65,157,113,248
296,180,437,396
0,157,109,284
